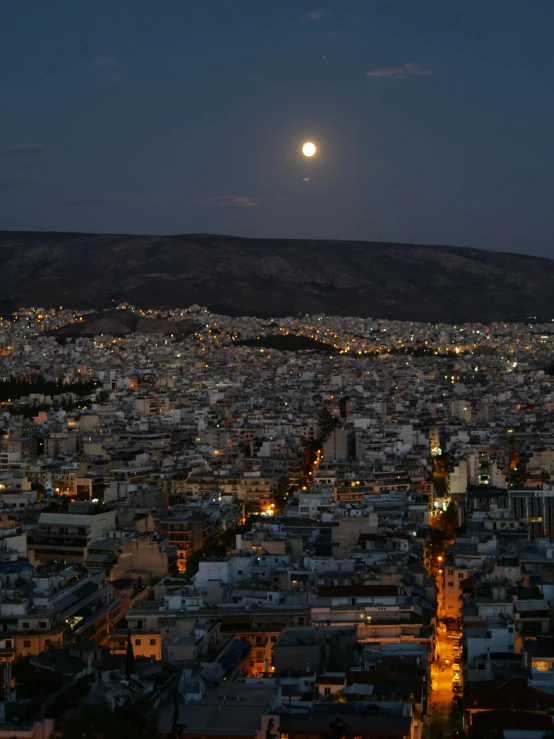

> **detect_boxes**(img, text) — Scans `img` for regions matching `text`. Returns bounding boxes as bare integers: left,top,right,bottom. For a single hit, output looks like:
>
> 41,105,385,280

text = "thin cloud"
303,10,327,20
198,196,258,208
60,195,154,206
0,174,48,187
0,144,55,156
366,62,433,79
91,56,120,68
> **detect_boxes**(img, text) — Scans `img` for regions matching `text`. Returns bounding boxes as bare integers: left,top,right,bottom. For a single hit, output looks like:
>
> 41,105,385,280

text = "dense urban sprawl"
1,304,554,738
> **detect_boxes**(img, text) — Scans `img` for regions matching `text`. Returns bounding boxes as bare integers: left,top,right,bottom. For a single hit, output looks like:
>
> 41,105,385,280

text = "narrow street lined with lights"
424,509,460,739
425,585,458,739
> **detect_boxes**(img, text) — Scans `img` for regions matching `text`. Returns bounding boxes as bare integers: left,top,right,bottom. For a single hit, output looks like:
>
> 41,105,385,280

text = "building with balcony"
86,532,176,582
158,510,219,572
27,503,116,565
0,564,120,660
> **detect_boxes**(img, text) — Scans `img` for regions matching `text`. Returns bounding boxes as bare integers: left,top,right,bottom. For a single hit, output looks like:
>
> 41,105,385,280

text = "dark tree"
468,728,503,739
125,629,135,678
329,715,348,739
169,689,186,739
265,717,278,739
53,700,160,739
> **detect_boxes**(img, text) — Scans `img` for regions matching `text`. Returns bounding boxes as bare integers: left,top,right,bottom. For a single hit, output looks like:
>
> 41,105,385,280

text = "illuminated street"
425,625,456,739
424,520,459,739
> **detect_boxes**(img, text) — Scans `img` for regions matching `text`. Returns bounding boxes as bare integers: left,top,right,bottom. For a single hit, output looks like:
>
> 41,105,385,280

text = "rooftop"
157,683,276,735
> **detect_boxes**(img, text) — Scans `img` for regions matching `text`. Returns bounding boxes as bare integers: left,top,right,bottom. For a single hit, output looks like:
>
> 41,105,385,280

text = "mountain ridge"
1,230,552,322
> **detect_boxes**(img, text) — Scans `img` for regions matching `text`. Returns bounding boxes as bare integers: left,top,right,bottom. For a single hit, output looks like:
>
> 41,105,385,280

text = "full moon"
302,141,317,157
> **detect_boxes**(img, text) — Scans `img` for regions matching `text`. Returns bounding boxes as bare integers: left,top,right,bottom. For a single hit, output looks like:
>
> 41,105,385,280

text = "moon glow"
302,141,317,157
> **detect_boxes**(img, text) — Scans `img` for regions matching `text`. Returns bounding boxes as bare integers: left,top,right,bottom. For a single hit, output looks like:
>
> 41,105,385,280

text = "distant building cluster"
0,305,554,737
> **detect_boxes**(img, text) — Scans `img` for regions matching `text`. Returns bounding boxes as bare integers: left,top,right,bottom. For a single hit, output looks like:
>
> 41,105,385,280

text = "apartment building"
28,504,116,565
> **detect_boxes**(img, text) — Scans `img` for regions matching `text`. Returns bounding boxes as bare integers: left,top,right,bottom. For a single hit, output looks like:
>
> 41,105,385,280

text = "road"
423,556,461,739
425,628,456,739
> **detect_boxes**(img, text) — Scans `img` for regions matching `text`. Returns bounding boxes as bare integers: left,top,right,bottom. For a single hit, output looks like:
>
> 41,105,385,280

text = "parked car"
452,672,461,683
452,662,462,671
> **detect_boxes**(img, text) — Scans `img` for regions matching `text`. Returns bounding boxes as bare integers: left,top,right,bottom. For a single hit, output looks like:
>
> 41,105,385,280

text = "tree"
53,700,160,739
432,503,458,539
34,482,47,499
265,717,278,739
433,476,448,496
125,629,135,678
468,727,503,739
329,715,348,739
12,656,64,701
171,690,179,738
508,468,522,487
169,689,186,739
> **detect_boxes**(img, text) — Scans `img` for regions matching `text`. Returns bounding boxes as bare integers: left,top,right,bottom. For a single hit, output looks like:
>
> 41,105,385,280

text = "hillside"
53,309,201,339
0,231,551,322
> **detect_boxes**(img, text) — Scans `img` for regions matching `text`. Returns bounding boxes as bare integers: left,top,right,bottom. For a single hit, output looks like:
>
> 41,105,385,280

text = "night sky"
1,1,553,256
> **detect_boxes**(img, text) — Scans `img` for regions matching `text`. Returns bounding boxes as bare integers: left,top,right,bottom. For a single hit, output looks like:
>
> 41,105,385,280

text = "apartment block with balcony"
524,637,554,691
107,593,221,663
157,510,219,572
27,503,116,566
86,532,175,582
0,564,120,660
219,609,308,676
273,626,357,675
311,583,435,647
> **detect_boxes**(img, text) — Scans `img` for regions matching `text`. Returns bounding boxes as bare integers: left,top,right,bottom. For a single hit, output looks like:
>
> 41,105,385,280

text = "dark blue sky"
1,0,553,256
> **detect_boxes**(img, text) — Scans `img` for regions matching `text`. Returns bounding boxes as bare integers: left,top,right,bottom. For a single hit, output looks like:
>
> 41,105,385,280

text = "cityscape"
3,1,554,737
0,304,553,737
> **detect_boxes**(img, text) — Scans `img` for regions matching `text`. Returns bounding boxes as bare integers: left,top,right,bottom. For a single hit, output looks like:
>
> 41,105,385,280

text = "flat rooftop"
276,629,319,647
157,683,275,734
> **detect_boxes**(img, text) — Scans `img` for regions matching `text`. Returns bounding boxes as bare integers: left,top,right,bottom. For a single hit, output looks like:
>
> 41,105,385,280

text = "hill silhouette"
0,231,551,322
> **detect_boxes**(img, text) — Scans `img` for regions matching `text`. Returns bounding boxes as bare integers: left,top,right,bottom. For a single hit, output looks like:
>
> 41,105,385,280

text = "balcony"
28,533,88,547
71,598,120,641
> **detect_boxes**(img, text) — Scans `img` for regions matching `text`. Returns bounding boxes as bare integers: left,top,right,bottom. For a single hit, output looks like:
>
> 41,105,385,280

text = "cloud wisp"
303,10,327,21
0,174,48,187
60,195,154,207
0,144,55,156
91,56,120,68
366,62,432,79
198,196,258,208
91,57,124,85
